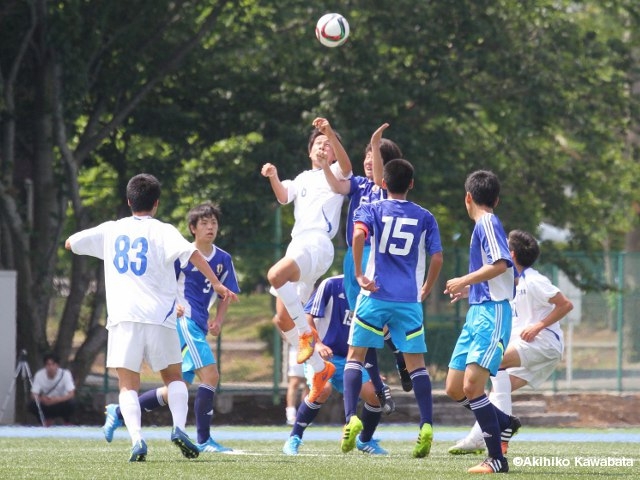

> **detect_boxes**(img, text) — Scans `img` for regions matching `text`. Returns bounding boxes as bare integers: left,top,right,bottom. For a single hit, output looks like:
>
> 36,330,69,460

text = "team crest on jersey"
301,187,307,197
216,264,223,275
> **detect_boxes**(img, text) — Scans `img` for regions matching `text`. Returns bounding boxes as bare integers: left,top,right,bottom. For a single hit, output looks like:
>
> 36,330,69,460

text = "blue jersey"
353,199,442,303
468,213,514,304
175,244,240,333
345,176,386,247
304,275,351,358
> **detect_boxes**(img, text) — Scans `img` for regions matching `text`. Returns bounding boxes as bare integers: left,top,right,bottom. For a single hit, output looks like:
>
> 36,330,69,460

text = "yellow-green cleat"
413,423,433,458
341,416,363,453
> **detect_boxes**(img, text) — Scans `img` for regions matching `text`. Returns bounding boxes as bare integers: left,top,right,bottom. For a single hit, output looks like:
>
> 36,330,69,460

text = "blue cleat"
356,436,388,455
129,439,147,462
103,404,123,443
282,435,303,455
197,437,233,453
171,427,199,459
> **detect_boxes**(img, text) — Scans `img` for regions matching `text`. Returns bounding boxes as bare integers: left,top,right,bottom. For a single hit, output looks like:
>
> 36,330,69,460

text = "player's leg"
356,379,387,455
341,345,367,453
383,327,412,392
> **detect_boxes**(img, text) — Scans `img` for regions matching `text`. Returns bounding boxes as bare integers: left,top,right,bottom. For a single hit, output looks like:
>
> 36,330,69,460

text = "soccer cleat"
397,365,413,392
129,439,147,462
198,437,233,453
356,436,388,455
103,403,123,443
467,456,509,474
500,415,522,454
171,427,200,459
448,435,486,455
308,361,335,403
282,435,303,455
412,423,433,458
297,331,315,364
376,384,395,415
341,415,363,453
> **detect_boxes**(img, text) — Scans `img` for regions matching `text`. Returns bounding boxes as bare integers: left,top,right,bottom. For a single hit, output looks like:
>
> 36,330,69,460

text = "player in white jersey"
341,158,443,458
444,170,518,474
101,202,240,454
65,174,237,462
261,120,352,403
449,229,573,455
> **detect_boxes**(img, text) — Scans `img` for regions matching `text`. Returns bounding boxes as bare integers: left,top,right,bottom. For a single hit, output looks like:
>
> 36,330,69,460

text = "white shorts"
287,345,305,378
271,231,334,304
107,321,182,372
507,329,563,389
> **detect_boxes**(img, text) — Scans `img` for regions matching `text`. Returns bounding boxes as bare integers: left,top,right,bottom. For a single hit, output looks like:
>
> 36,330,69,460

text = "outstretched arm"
189,251,238,303
370,123,390,187
261,163,289,204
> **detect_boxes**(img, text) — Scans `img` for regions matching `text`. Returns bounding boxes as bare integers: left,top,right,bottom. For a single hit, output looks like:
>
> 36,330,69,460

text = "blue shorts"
350,295,427,354
343,245,371,310
304,355,370,394
448,301,512,376
176,317,216,384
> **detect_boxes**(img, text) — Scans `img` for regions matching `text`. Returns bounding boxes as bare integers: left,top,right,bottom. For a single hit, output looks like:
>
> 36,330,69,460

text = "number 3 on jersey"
113,235,149,275
378,216,417,255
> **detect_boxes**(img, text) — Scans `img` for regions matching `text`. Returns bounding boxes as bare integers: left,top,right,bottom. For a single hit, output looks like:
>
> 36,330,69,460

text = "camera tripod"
0,349,45,426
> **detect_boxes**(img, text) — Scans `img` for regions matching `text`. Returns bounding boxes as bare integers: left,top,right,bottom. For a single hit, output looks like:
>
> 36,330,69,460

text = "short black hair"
43,352,60,365
187,202,222,238
383,158,414,194
126,173,161,212
307,128,343,153
365,138,403,165
464,170,501,208
508,229,540,268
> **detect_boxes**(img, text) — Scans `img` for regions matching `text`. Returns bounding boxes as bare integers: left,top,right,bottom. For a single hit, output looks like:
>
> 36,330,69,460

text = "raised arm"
313,117,352,178
261,163,289,204
371,123,389,187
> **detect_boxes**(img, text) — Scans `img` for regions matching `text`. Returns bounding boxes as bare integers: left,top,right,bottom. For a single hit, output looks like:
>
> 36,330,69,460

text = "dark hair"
43,352,60,365
126,174,161,212
307,128,343,153
365,138,403,165
508,229,540,268
187,202,222,238
383,158,414,194
464,170,500,208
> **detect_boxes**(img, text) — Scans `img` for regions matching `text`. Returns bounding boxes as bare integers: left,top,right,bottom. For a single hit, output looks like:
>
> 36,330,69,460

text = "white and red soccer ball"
315,13,350,48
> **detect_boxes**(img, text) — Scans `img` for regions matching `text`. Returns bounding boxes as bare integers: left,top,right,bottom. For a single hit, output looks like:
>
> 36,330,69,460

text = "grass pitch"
1,426,638,479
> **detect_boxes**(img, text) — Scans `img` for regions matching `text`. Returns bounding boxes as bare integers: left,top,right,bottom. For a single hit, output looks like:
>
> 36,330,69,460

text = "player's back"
356,199,442,303
100,216,194,327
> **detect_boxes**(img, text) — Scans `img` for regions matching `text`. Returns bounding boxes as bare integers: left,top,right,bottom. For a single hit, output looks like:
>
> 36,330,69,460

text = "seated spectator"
29,353,76,426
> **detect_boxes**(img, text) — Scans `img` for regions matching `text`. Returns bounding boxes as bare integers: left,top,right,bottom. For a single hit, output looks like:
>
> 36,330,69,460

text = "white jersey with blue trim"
67,215,196,329
304,275,351,358
281,162,348,239
468,213,514,304
353,199,443,303
175,244,240,334
512,267,562,339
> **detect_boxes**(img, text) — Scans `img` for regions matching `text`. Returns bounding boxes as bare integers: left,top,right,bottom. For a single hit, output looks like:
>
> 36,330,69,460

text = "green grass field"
1,426,638,479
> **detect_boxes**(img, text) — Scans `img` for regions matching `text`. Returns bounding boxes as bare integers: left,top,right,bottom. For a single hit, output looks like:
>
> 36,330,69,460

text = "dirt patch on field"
544,393,640,427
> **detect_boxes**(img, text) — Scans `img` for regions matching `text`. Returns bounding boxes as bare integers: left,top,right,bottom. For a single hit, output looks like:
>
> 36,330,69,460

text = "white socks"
167,381,189,431
119,389,142,445
276,283,311,334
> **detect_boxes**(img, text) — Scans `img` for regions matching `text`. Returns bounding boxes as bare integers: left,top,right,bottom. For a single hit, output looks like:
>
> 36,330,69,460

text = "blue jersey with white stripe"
304,275,351,358
175,245,240,334
353,199,443,303
468,213,514,304
345,176,386,247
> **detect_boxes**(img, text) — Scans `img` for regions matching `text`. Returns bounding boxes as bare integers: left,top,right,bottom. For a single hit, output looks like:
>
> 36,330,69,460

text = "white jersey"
67,215,196,329
512,267,563,341
281,162,348,239
31,368,75,397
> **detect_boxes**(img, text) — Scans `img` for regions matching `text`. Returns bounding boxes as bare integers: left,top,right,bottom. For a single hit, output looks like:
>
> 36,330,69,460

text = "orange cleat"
297,331,315,364
308,361,336,403
468,457,509,474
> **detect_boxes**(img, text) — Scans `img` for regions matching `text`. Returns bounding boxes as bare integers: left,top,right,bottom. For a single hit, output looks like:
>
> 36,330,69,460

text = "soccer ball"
315,13,350,48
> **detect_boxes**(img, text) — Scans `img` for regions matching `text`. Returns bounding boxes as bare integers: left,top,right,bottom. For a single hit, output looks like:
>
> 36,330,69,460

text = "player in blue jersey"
443,170,519,474
102,202,240,454
66,174,237,462
341,158,444,458
282,275,387,456
261,120,352,403
319,121,412,396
